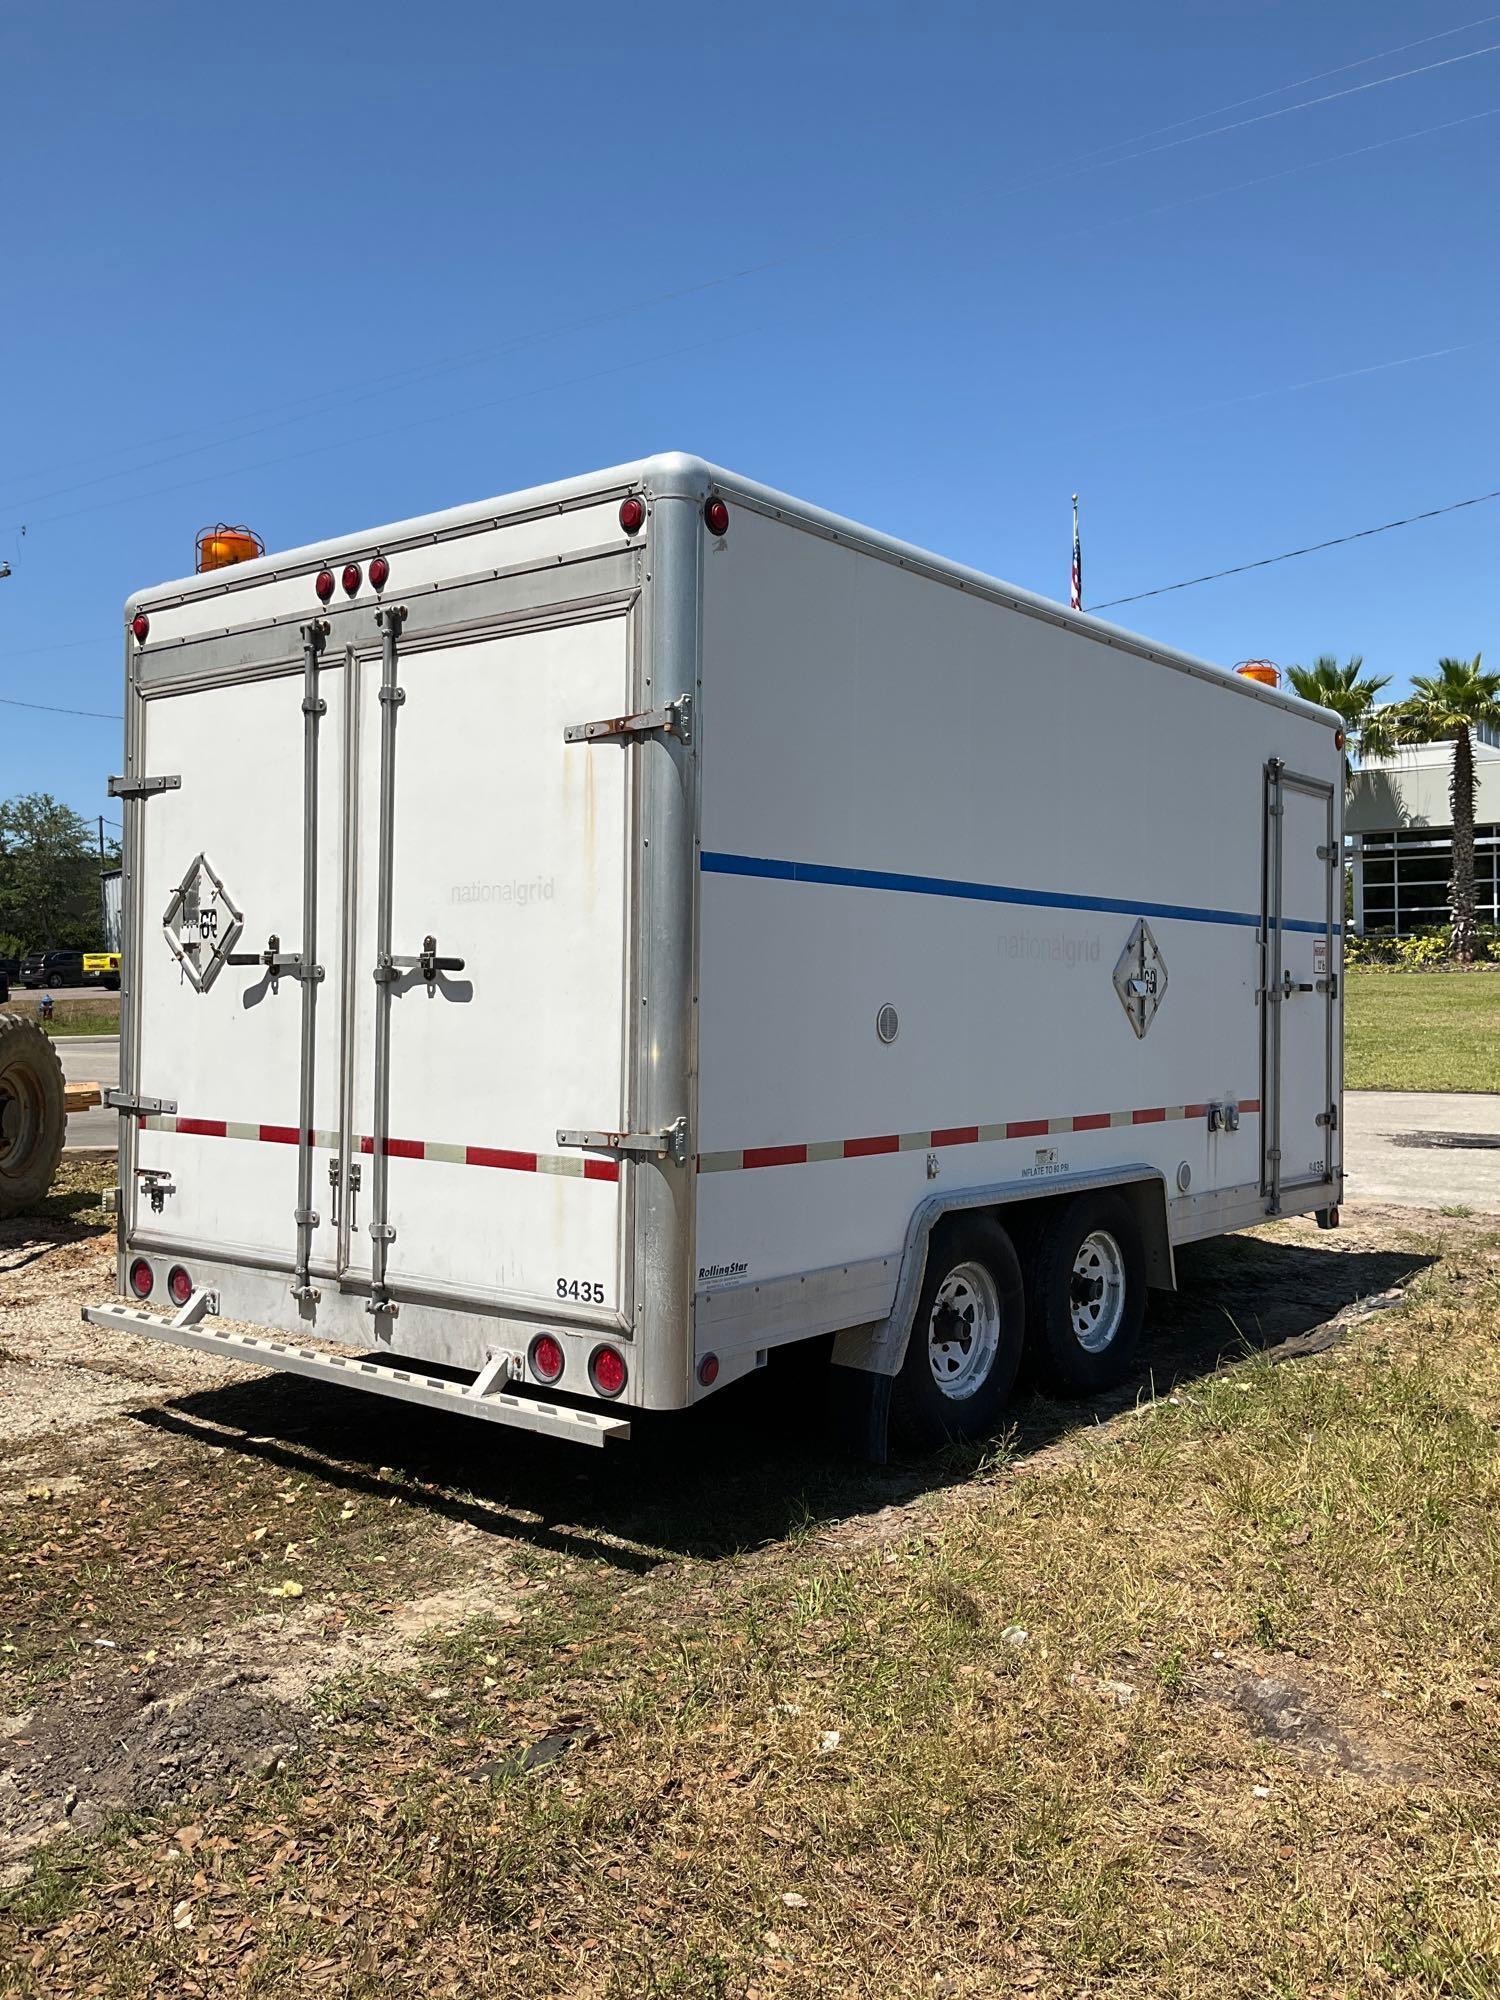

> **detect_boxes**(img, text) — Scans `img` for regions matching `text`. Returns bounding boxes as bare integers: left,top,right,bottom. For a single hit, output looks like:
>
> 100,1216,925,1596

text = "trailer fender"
830,1164,1174,1394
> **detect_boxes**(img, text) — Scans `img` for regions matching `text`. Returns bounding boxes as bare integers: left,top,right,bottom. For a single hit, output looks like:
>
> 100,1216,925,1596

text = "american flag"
1070,494,1082,611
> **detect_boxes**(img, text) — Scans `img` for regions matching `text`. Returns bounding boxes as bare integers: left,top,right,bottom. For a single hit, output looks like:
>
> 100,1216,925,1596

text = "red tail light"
129,1258,154,1299
342,563,362,596
315,569,335,603
697,1353,720,1387
369,555,390,590
529,1334,565,1384
589,1345,628,1399
704,498,730,537
167,1265,194,1307
130,613,150,643
619,497,646,534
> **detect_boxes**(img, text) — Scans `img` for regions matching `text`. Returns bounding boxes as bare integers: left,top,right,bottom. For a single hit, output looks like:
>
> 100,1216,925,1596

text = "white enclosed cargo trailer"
86,454,1343,1458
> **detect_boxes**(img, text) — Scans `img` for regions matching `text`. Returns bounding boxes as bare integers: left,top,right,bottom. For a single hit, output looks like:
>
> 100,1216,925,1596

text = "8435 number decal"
556,1278,605,1305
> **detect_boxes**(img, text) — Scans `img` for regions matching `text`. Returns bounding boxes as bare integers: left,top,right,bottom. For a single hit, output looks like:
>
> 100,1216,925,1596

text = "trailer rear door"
1262,761,1338,1212
127,662,347,1269
339,608,636,1327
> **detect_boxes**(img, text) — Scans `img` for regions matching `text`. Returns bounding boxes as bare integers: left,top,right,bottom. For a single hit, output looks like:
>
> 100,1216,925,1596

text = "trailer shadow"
130,1230,1431,1573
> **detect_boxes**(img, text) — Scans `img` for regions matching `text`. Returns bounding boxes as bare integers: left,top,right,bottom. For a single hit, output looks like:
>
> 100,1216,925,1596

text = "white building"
1346,734,1500,935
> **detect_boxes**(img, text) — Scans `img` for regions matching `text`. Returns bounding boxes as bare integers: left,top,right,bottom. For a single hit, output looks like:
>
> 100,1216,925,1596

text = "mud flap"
827,1363,892,1464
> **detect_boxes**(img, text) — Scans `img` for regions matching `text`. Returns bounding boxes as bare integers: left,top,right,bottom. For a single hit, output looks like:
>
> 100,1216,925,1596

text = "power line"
0,694,122,721
1085,486,1500,611
8,325,758,536
1061,104,1500,252
8,22,1498,520
1059,10,1500,169
1083,38,1500,177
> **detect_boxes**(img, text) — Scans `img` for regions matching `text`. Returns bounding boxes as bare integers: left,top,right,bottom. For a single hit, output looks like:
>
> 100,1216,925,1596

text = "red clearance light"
619,496,646,534
704,497,730,537
589,1344,628,1399
697,1353,720,1388
1334,727,1346,751
342,563,362,597
167,1264,194,1307
130,613,150,643
128,1257,154,1299
315,569,336,603
529,1334,565,1385
369,554,390,590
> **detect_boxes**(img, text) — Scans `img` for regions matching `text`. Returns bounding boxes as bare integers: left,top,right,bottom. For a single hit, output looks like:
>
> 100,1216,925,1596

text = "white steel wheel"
1070,1230,1127,1354
1025,1190,1147,1397
892,1216,1025,1450
927,1260,1002,1402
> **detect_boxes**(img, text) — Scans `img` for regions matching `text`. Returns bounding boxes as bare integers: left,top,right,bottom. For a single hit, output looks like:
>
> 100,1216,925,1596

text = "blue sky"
3,0,1498,827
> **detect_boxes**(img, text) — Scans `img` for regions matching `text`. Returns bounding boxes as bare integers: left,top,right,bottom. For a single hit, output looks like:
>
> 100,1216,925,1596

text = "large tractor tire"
0,1013,67,1218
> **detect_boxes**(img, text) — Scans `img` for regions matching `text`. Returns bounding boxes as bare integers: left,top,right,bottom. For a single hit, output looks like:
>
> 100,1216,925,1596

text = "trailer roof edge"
124,449,1341,732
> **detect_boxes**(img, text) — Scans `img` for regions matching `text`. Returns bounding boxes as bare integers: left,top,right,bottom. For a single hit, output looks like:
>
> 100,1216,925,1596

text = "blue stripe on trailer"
700,851,1336,936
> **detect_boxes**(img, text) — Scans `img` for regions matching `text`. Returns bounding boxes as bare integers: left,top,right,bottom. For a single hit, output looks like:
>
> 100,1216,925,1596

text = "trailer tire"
891,1216,1025,1449
0,1012,67,1219
1025,1190,1146,1396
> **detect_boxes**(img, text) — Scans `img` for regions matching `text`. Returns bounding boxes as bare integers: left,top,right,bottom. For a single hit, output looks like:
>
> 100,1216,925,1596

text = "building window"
1356,824,1500,935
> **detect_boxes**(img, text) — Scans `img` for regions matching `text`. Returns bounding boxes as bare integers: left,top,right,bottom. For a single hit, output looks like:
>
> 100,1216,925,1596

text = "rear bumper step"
81,1300,631,1446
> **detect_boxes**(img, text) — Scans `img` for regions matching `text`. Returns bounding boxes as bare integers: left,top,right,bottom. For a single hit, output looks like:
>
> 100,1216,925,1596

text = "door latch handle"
377,933,465,994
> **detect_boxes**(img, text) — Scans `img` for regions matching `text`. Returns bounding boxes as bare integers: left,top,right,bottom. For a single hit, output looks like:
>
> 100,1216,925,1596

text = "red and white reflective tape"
138,1093,1259,1183
695,1098,1260,1174
136,1114,618,1182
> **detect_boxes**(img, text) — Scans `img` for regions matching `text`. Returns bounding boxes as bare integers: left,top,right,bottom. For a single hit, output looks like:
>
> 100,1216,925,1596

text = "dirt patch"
1205,1664,1440,1786
0,1582,516,1873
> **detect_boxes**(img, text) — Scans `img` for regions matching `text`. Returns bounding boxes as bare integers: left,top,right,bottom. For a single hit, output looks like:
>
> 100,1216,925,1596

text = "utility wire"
1082,37,1500,179
1058,10,1500,169
1061,104,1500,250
0,693,122,720
1086,487,1500,611
7,22,1499,517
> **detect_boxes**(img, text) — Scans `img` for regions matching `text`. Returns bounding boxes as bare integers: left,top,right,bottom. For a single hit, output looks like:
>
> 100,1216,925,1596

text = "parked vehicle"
20,949,85,989
83,951,122,990
87,455,1344,1459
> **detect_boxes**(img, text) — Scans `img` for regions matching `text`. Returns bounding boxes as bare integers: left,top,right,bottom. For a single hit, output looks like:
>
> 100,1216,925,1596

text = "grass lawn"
1345,970,1500,1092
3,1210,1500,1995
2,994,119,1037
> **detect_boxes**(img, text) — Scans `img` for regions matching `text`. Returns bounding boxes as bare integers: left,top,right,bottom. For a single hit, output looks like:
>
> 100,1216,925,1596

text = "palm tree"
1286,655,1392,790
1391,655,1500,962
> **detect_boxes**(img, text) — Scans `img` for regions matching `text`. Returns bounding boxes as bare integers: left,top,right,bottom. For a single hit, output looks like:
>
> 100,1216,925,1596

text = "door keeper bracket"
556,1116,689,1167
564,693,692,747
109,774,181,799
106,1089,177,1117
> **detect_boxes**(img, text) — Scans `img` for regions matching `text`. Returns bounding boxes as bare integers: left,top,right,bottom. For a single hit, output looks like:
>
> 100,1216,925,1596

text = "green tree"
0,793,108,955
1391,656,1500,962
1285,655,1392,779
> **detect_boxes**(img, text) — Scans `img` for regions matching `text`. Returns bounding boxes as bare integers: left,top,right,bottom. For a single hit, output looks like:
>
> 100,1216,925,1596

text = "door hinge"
105,1088,177,1117
557,1117,689,1167
108,773,181,799
1316,1107,1339,1130
564,693,692,748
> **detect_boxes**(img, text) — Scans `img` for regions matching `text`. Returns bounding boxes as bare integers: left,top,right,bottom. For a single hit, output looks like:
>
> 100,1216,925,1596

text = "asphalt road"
1342,1091,1500,1215
57,1035,121,1149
